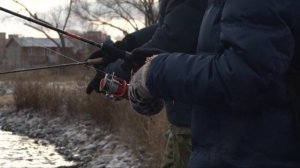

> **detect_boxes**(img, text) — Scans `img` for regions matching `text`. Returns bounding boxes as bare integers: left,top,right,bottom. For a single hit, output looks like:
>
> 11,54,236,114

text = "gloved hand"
105,59,131,82
113,34,137,51
86,49,111,94
86,35,135,94
86,59,131,94
122,48,166,71
128,55,163,115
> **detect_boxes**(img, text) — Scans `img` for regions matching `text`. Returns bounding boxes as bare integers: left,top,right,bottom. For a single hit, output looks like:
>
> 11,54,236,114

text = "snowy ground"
0,81,150,168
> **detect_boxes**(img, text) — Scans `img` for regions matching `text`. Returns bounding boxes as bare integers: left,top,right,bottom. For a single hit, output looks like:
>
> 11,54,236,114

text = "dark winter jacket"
127,0,207,127
146,0,300,167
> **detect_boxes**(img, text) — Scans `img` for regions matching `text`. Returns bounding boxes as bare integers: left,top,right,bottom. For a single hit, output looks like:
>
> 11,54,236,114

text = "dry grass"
7,71,168,167
0,95,14,112
0,95,14,105
110,100,169,166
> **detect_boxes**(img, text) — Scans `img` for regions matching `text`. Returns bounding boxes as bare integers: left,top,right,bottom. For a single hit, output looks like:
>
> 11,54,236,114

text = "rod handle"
86,58,103,65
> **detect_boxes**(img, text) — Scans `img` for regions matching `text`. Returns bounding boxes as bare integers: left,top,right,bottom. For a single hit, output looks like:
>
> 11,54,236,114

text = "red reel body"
99,73,128,99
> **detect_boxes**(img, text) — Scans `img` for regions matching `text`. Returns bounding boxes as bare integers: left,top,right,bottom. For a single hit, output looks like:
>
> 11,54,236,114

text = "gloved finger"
88,50,122,69
86,80,95,94
126,48,166,66
113,34,136,51
87,49,105,60
86,71,105,94
120,61,133,72
105,59,131,82
99,55,119,68
85,50,107,69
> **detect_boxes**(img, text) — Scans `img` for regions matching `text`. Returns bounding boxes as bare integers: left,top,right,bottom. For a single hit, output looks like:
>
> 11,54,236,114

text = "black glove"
86,46,120,94
85,35,132,94
86,59,131,94
105,59,131,82
122,48,166,71
113,34,137,51
86,70,105,94
86,35,134,69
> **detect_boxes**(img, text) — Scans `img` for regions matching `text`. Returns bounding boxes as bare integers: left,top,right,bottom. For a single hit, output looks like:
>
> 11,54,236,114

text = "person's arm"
113,24,158,51
143,0,295,110
142,0,207,53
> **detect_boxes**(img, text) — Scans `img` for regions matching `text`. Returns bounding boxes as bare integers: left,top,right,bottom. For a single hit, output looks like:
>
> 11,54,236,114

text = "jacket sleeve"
128,23,158,48
112,24,158,51
142,0,207,54
145,0,295,110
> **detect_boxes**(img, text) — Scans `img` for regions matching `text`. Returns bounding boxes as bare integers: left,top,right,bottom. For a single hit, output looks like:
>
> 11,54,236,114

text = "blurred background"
0,1,167,167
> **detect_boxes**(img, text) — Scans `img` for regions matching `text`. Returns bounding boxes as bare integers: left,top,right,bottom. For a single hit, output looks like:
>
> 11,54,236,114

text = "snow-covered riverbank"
0,80,155,167
0,110,147,168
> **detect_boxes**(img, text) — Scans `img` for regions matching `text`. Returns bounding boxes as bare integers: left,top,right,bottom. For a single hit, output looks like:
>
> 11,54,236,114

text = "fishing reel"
99,73,128,100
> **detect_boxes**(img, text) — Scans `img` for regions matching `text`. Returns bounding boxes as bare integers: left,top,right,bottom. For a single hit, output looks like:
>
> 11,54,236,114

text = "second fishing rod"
0,6,133,98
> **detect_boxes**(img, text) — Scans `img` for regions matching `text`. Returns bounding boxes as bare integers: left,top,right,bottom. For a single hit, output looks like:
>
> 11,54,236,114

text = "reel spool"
99,73,128,99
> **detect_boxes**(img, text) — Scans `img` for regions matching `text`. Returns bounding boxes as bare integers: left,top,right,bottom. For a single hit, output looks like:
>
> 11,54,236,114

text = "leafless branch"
73,0,158,36
12,0,75,49
63,0,74,30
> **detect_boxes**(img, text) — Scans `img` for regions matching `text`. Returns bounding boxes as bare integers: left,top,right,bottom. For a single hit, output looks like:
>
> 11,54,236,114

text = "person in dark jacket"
128,0,300,167
86,0,207,167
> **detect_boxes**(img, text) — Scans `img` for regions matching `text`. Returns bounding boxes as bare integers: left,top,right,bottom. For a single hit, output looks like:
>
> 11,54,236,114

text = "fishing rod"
0,6,130,98
0,58,103,75
0,54,127,97
0,6,130,60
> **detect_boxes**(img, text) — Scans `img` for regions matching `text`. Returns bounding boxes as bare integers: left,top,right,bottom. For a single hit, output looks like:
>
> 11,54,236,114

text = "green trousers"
161,124,191,168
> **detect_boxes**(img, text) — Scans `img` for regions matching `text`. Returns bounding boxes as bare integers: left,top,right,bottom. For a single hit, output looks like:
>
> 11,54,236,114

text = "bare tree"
12,0,74,49
73,0,159,36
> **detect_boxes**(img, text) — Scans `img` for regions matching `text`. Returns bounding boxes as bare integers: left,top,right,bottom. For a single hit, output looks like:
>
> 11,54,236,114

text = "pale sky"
0,0,139,41
0,0,70,38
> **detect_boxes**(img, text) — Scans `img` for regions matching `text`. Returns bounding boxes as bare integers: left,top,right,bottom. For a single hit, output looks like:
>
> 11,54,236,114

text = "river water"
0,86,74,167
0,128,75,168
